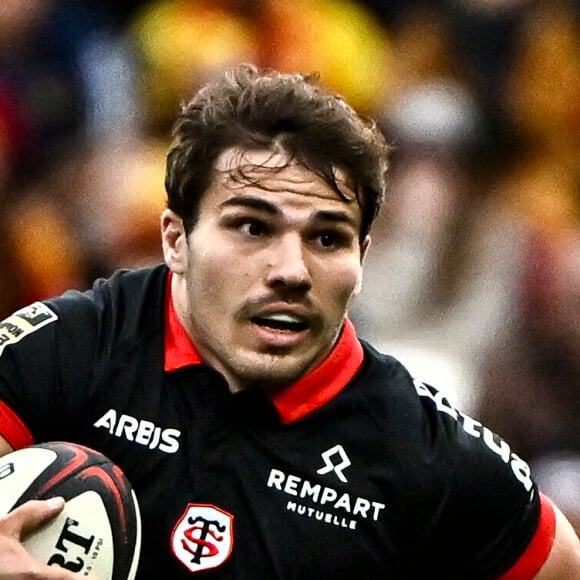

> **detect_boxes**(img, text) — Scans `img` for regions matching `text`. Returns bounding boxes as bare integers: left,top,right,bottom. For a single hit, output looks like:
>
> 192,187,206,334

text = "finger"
1,497,65,539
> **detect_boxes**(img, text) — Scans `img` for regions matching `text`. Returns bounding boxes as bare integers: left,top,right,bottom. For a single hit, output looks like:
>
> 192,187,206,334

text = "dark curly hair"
165,64,390,241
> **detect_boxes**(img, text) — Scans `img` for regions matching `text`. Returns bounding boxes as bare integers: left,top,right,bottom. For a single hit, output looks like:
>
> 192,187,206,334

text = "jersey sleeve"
0,291,98,447
496,492,555,580
412,379,554,579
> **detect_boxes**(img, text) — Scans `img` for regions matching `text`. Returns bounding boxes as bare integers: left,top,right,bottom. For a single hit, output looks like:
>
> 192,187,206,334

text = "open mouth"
251,314,309,332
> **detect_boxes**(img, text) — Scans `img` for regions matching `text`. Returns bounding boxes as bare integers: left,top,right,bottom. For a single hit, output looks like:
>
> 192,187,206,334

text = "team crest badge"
171,503,234,573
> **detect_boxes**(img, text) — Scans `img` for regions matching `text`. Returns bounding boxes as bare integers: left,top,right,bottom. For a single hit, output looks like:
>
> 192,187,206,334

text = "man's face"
162,148,369,391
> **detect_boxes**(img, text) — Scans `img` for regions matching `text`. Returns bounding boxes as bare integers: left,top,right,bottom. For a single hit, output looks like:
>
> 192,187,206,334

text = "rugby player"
0,64,578,578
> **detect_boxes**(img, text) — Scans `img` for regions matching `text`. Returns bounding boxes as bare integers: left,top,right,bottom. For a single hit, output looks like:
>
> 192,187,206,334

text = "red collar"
164,272,363,423
164,273,203,369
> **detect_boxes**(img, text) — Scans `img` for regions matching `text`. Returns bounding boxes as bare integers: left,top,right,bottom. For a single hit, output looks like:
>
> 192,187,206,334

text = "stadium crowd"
0,0,578,529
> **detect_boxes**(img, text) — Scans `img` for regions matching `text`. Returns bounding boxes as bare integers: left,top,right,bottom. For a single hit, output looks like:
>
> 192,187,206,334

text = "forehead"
206,147,360,217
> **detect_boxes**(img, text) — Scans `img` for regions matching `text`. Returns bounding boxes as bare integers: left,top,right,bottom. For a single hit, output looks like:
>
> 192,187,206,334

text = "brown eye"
316,230,350,249
240,220,265,237
319,233,336,247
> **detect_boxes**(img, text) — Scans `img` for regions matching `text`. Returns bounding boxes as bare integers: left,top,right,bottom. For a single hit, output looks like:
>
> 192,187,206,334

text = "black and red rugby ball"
0,441,141,579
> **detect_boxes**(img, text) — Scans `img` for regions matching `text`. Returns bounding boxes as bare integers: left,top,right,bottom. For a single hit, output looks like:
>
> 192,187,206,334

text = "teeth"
261,313,303,324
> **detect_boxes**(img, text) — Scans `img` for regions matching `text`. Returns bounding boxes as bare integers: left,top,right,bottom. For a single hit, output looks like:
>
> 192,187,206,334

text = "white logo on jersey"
0,302,57,357
267,445,387,531
316,444,352,483
93,409,181,453
413,379,533,492
266,468,386,531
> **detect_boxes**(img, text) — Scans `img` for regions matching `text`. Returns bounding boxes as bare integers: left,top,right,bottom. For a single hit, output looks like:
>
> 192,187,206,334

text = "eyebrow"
312,209,358,228
219,196,358,228
220,196,279,215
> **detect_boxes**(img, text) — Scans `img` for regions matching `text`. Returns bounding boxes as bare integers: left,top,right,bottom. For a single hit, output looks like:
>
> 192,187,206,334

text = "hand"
0,497,92,579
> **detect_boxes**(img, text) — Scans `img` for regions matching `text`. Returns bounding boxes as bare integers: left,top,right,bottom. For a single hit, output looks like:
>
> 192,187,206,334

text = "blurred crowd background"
0,0,578,528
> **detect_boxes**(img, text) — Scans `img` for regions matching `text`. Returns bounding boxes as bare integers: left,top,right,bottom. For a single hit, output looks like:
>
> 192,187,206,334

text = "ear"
354,235,371,296
161,209,188,274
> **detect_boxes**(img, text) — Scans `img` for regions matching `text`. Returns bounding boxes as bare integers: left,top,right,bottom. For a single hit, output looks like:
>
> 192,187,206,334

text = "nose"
265,233,312,293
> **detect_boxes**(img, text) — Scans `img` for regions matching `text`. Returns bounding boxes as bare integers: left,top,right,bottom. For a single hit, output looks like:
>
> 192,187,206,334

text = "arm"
411,381,578,578
0,299,98,577
534,502,580,579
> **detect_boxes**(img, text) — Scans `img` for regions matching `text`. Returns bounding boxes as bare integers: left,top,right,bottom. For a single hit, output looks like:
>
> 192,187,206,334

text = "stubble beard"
225,349,314,392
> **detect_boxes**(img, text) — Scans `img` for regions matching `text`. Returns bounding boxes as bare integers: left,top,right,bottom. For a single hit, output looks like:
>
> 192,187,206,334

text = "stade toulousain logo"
171,504,234,573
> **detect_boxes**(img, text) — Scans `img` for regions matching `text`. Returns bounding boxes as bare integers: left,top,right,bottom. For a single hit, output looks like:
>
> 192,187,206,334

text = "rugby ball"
0,441,141,580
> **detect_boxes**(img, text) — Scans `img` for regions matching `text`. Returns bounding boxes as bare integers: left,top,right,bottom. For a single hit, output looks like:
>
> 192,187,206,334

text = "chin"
236,352,314,390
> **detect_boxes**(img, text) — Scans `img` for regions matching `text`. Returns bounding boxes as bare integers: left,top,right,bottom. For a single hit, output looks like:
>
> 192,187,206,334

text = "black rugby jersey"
0,265,555,579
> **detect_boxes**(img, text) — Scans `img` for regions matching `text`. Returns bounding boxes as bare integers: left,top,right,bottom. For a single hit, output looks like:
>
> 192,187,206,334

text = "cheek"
192,249,256,303
318,263,362,307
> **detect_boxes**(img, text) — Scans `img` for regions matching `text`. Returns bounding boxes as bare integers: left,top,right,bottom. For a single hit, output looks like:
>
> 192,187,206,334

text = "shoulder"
360,342,529,478
50,264,167,330
356,343,462,442
0,301,62,361
358,343,542,576
51,264,167,317
90,264,168,303
368,346,535,494
0,265,167,361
